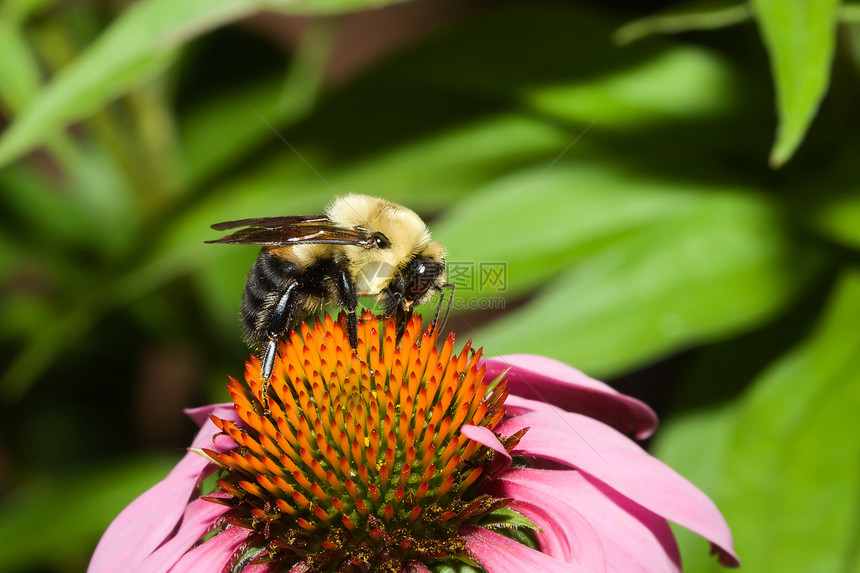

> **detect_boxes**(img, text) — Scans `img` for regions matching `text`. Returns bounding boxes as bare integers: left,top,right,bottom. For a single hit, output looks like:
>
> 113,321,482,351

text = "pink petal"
136,497,230,572
497,411,739,567
503,393,564,415
88,456,202,572
167,526,252,572
498,469,681,573
462,526,580,573
461,424,511,473
505,498,606,571
185,403,237,427
89,414,238,572
484,355,658,439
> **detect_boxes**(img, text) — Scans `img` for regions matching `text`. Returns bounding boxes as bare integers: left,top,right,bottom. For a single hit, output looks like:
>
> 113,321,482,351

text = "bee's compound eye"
403,259,442,302
372,233,391,249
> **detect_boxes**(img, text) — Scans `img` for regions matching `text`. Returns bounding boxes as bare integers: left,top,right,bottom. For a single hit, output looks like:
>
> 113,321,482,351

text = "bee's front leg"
394,305,413,345
377,288,410,345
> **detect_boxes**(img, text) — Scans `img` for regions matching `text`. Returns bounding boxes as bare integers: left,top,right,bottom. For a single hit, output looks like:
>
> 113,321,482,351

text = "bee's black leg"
336,268,359,349
259,282,300,409
261,339,279,382
381,290,402,319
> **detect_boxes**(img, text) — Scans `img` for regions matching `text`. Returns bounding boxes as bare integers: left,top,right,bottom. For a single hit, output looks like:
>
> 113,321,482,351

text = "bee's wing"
205,216,373,247
209,215,327,231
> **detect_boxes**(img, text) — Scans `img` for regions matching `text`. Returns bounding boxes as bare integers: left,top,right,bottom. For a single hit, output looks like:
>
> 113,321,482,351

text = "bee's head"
329,194,433,265
394,240,446,310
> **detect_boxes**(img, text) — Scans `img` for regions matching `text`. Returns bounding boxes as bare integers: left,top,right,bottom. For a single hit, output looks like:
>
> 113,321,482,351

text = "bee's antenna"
431,287,444,327
439,283,455,335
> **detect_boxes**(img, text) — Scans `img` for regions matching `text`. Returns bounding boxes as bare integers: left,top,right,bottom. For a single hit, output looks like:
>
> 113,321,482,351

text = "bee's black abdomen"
241,251,300,348
239,251,354,353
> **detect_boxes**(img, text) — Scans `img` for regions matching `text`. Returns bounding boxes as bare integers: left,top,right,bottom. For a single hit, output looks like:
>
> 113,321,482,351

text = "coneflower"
90,312,738,572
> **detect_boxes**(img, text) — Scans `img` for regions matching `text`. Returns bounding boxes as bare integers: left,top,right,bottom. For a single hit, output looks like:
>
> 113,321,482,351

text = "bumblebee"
206,194,451,379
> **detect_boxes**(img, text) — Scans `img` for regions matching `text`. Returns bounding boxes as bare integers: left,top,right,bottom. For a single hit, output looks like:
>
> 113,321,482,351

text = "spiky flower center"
203,312,515,572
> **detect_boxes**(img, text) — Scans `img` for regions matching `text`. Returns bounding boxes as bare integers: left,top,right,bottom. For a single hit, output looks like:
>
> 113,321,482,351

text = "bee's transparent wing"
209,215,327,231
206,216,373,247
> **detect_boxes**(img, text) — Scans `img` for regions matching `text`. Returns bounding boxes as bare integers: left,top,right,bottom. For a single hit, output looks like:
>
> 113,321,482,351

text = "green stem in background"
89,107,158,210
613,2,752,46
277,18,336,120
0,15,88,178
31,17,159,218
125,77,185,209
1,18,336,402
614,1,860,46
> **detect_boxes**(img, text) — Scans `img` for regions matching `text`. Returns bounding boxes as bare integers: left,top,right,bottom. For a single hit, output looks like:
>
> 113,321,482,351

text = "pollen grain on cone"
204,312,516,570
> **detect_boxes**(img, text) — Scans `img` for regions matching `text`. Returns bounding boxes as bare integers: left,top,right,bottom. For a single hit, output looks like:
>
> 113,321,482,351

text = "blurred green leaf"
192,248,257,341
371,3,747,176
0,456,176,571
0,235,19,281
469,181,822,376
654,405,739,572
335,116,570,210
0,0,57,22
0,23,174,167
0,12,101,176
807,188,860,250
662,270,860,571
389,5,650,105
0,16,42,114
751,0,841,167
649,291,826,570
0,0,406,167
435,163,708,300
0,291,55,341
788,146,860,250
717,270,860,571
266,0,412,14
525,46,736,128
0,142,142,262
614,0,751,45
843,2,860,21
0,165,92,246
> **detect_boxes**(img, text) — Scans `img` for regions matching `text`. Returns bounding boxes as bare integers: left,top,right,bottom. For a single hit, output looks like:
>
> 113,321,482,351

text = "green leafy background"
0,0,857,571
